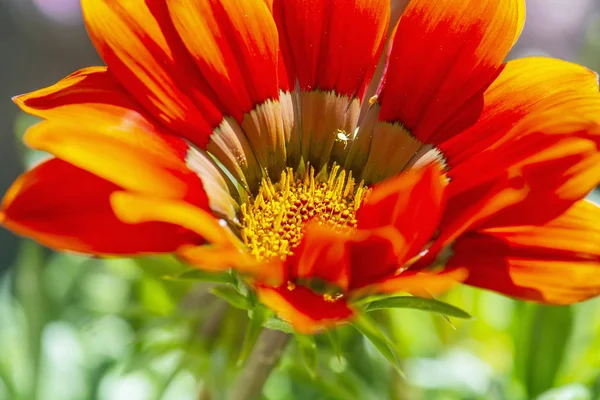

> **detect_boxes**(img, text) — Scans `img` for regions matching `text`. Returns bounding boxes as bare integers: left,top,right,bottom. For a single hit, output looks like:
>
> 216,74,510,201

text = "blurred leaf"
351,314,402,373
365,296,471,319
237,307,269,366
134,255,185,277
537,384,591,400
211,286,251,310
514,304,574,398
263,317,294,334
162,268,235,285
326,329,343,362
14,241,49,400
295,334,318,379
286,364,357,400
139,277,175,315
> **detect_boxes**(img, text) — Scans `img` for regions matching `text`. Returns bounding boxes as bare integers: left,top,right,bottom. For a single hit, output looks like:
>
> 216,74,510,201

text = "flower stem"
228,329,291,400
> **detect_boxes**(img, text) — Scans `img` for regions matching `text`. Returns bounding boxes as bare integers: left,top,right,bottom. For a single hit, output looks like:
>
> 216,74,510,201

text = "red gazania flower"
2,0,600,334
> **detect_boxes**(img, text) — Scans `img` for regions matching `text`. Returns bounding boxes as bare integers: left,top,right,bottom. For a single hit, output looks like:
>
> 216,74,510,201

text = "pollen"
240,164,370,261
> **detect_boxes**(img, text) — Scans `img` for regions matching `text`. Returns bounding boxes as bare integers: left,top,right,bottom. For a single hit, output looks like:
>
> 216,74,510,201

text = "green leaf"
237,307,269,366
351,314,402,374
263,317,294,334
162,268,234,284
365,296,471,319
134,255,186,277
295,334,318,379
514,304,574,399
286,364,358,400
211,286,251,310
326,328,344,362
537,384,591,400
138,277,175,315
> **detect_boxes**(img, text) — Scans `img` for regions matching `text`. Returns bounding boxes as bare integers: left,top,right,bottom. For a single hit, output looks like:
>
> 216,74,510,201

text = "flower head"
3,0,600,333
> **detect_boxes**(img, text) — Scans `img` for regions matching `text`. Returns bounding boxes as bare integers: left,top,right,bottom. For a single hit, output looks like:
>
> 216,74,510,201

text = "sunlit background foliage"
1,1,600,399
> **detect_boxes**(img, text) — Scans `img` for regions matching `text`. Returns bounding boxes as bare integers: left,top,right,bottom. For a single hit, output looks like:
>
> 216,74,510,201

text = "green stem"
228,329,291,400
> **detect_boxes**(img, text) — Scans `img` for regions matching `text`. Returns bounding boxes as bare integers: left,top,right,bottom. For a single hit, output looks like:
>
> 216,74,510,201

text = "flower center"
240,164,369,261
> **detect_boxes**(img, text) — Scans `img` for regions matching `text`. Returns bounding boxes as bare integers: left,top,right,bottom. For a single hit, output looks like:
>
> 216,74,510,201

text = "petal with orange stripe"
14,66,218,209
357,164,446,261
81,0,222,148
286,224,351,291
273,0,390,169
274,0,389,97
449,201,600,304
440,57,600,165
23,118,208,206
0,159,201,255
166,0,279,120
14,66,136,121
377,0,525,142
356,268,468,298
445,103,600,229
256,284,354,334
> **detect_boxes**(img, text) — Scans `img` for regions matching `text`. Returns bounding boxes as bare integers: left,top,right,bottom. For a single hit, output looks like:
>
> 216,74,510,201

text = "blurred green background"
1,1,600,399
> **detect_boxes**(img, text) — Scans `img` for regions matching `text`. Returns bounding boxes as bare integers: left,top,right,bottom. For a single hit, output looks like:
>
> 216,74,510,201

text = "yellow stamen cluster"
240,165,369,261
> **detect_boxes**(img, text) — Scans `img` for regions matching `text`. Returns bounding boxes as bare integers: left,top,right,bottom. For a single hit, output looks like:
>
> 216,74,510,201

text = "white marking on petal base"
350,100,450,184
361,121,422,184
344,103,379,175
207,117,263,194
208,91,299,194
186,146,240,222
299,90,360,170
240,90,300,178
406,145,448,171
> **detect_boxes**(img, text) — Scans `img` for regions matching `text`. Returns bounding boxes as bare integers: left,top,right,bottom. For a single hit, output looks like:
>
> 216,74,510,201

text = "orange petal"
414,173,527,269
286,223,410,292
274,0,390,98
0,159,200,255
358,268,468,297
449,201,600,304
357,163,447,261
447,132,600,229
110,192,234,247
377,0,525,141
346,226,408,290
13,66,138,121
256,284,354,334
443,92,600,231
23,119,207,206
482,139,600,228
286,224,351,291
166,0,279,119
177,245,286,286
440,57,600,164
81,0,222,147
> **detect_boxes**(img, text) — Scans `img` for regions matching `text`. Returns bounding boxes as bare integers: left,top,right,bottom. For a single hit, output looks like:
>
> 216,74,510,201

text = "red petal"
440,57,600,165
81,0,222,147
449,201,600,304
166,0,280,120
446,108,600,229
14,66,210,206
0,159,200,255
256,284,354,334
287,223,407,291
357,164,446,261
14,66,137,120
274,0,390,98
377,0,525,141
360,268,468,297
346,226,407,290
22,115,208,207
286,224,351,291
